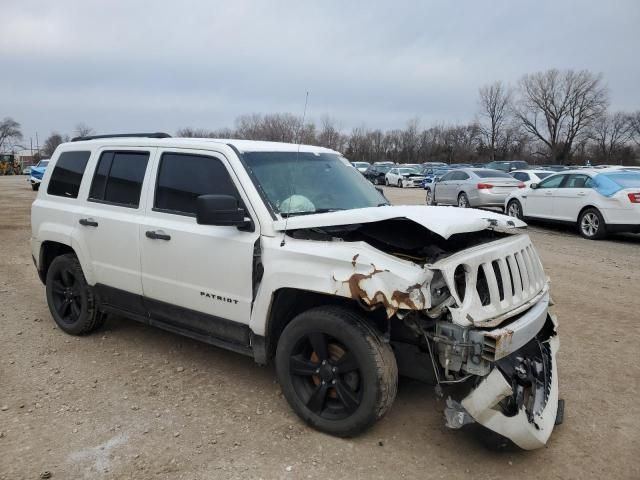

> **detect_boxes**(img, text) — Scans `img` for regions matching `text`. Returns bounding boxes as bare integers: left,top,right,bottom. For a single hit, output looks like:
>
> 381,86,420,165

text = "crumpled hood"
273,205,526,239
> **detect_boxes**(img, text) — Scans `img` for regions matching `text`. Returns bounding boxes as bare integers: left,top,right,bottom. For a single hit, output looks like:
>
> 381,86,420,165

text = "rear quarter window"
47,151,91,198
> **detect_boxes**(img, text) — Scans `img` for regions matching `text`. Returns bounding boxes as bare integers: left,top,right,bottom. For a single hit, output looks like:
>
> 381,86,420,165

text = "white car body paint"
32,137,562,449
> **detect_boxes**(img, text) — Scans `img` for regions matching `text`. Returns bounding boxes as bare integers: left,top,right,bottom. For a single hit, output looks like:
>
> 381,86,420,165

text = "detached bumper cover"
444,313,560,450
458,314,560,450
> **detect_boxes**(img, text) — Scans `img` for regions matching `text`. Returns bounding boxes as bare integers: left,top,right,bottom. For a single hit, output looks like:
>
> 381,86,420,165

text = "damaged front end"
324,227,562,450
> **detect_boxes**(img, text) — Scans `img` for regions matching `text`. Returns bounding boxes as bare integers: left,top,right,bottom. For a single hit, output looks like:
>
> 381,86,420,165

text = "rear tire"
45,253,105,335
458,192,470,208
578,208,607,240
275,306,398,437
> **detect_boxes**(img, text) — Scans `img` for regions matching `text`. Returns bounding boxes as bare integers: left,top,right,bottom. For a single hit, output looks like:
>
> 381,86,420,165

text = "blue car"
29,160,49,191
421,167,451,189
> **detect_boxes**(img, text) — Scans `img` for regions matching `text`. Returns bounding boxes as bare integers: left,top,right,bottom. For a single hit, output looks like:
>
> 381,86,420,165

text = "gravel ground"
1,176,639,480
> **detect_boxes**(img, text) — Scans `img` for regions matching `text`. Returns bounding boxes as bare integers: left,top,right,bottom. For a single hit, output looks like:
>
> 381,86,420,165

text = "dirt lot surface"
1,176,639,479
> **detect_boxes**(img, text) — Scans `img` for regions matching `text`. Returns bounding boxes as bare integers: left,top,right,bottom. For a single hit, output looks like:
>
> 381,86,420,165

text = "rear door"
139,149,260,338
525,174,566,219
554,174,593,221
74,148,153,314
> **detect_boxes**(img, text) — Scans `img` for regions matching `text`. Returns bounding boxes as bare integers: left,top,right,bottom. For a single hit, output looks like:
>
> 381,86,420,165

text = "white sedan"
385,167,425,188
510,170,555,187
505,169,640,239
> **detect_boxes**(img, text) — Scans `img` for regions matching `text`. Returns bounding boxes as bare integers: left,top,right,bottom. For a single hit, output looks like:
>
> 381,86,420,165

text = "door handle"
146,230,171,241
577,192,586,196
544,192,553,196
79,218,98,227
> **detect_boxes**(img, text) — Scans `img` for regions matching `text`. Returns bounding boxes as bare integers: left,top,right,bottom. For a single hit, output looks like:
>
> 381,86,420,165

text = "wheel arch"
262,288,386,364
38,241,76,284
577,204,601,223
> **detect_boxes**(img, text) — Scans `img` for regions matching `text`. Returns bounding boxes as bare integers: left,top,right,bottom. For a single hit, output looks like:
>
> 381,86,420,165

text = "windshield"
37,160,49,167
398,168,418,175
473,169,513,178
243,152,388,216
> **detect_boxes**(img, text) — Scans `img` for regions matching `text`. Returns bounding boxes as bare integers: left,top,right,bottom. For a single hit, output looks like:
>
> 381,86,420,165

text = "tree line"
3,68,640,165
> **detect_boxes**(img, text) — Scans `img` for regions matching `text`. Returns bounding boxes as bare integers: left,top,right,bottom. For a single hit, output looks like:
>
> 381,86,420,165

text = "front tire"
275,306,398,437
578,208,607,240
31,183,39,191
45,253,105,335
425,188,436,205
507,199,523,220
397,179,403,188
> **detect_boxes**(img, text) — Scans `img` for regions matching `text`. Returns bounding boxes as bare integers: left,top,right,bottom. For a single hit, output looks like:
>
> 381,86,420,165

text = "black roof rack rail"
71,132,171,142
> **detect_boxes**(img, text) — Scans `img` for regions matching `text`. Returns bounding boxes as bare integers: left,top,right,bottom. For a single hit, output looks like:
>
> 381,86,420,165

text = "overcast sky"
1,0,639,145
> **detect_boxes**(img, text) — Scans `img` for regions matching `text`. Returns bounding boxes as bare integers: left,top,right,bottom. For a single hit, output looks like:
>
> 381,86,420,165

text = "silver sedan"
427,168,525,210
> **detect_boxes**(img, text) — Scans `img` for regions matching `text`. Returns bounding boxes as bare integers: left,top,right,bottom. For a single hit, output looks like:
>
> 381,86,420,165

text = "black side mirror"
530,183,538,189
196,194,252,230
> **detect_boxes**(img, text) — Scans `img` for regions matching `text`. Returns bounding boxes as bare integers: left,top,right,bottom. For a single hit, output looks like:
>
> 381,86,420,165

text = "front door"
140,149,260,338
526,174,566,219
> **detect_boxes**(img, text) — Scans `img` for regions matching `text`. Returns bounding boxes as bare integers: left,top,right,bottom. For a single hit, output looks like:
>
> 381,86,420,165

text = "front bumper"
446,313,560,450
30,176,41,185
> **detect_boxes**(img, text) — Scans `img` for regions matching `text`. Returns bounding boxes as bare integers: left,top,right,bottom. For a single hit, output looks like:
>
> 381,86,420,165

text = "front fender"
250,235,433,335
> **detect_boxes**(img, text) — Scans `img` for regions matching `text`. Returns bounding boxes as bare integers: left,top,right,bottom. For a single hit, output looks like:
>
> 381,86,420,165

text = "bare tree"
42,133,65,158
629,111,640,146
514,69,608,163
74,123,94,138
589,112,633,164
0,117,23,153
478,81,512,161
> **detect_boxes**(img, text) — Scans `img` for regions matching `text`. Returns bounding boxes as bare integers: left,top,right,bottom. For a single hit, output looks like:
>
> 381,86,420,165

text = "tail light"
517,182,526,188
628,192,640,203
477,183,494,189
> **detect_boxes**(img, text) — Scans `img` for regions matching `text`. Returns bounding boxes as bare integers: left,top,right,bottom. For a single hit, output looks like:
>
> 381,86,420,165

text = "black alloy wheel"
45,253,105,335
276,306,397,437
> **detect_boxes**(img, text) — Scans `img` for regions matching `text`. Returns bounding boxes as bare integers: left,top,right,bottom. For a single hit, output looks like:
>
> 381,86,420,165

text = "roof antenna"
280,91,310,247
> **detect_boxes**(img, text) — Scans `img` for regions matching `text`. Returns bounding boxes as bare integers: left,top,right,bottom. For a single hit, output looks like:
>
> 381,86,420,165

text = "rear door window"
47,151,91,198
89,151,150,208
154,152,240,216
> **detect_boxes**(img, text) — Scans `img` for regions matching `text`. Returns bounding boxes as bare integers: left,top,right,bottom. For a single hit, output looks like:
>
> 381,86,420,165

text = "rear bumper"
29,176,41,185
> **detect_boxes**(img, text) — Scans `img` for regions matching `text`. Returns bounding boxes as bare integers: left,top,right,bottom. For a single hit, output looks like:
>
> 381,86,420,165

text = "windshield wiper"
280,208,345,218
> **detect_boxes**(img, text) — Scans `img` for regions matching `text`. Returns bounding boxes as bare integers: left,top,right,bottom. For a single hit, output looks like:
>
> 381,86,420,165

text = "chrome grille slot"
429,235,548,327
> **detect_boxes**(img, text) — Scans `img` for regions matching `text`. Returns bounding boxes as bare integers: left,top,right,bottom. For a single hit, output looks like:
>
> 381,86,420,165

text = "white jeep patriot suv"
31,133,562,449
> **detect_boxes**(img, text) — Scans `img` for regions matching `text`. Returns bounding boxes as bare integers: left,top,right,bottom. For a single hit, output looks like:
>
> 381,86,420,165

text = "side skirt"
94,284,255,358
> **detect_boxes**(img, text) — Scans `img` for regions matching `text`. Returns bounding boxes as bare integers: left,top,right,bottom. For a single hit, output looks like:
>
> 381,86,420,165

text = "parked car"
421,167,450,191
427,168,525,209
351,161,371,173
540,165,570,172
364,164,392,185
30,133,561,449
385,166,425,187
422,161,448,169
29,159,49,190
505,169,640,239
448,163,473,169
22,166,32,175
510,170,555,187
373,161,394,166
485,160,529,172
